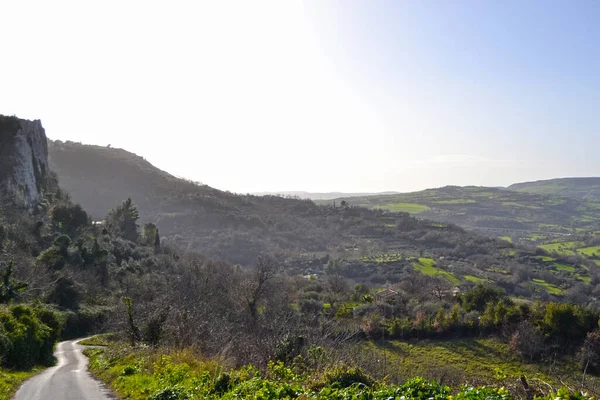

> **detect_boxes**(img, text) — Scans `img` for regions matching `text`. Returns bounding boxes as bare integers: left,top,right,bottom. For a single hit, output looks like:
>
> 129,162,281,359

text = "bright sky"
1,1,599,193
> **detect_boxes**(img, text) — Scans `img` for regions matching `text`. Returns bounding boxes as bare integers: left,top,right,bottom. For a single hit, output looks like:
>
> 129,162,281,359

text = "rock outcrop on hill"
0,116,49,209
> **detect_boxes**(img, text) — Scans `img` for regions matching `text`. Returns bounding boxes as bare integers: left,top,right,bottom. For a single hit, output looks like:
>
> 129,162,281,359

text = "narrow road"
14,339,114,400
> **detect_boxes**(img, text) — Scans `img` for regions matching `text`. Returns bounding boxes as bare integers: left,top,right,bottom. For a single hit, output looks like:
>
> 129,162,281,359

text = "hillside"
318,186,600,244
252,191,400,200
47,141,507,267
509,177,600,200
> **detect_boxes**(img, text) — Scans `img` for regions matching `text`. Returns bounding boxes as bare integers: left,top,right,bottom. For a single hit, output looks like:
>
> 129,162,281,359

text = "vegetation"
509,178,600,201
0,133,596,398
84,342,592,399
317,186,600,245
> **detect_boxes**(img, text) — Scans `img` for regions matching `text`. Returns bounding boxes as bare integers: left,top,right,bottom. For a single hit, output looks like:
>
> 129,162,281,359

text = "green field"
531,279,562,295
364,338,572,386
319,185,600,246
374,202,429,214
538,241,578,256
578,245,600,257
463,275,487,283
412,258,460,285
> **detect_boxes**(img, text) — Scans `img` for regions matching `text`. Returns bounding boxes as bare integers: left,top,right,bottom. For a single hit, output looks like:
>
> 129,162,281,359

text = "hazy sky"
1,1,599,193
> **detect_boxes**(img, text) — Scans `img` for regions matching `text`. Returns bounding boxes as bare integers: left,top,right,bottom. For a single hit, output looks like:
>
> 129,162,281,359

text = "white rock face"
0,116,49,209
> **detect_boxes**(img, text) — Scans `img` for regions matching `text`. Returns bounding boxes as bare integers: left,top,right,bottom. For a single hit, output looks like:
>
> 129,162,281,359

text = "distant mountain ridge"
508,177,600,200
252,191,400,200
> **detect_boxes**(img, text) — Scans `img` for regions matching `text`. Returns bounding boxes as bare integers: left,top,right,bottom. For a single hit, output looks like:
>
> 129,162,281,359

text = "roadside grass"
0,367,44,400
412,258,460,285
79,333,117,346
374,202,429,214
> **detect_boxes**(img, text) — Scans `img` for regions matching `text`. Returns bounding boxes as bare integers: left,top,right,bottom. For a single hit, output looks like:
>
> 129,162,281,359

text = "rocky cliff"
0,116,49,209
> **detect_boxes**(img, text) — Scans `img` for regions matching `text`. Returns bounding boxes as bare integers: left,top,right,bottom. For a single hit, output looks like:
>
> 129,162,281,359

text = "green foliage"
460,284,506,312
0,304,63,369
106,198,140,242
324,365,374,388
51,203,89,236
0,262,27,303
85,344,557,400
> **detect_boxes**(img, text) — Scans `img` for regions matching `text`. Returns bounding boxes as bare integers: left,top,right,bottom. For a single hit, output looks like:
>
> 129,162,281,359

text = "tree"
460,284,505,312
141,223,160,247
51,203,89,236
0,261,28,303
246,256,280,322
580,329,600,378
105,198,140,242
510,321,545,362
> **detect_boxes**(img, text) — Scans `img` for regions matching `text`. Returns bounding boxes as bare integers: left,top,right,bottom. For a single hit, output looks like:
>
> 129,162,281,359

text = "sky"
1,0,599,193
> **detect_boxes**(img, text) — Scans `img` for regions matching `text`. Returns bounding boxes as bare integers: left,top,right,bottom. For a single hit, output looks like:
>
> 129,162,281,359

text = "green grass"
365,338,570,386
84,343,524,399
374,203,429,214
531,279,562,295
498,236,512,243
463,275,487,283
412,258,460,285
554,262,575,272
535,256,554,262
0,367,44,400
79,333,116,346
577,245,600,258
538,241,578,256
433,199,476,204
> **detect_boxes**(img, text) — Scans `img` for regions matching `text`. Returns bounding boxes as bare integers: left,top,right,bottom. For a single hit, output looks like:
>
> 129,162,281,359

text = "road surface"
14,339,114,400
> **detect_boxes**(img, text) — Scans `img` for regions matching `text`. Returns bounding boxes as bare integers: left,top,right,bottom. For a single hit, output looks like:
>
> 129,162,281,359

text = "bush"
0,304,63,369
324,365,374,388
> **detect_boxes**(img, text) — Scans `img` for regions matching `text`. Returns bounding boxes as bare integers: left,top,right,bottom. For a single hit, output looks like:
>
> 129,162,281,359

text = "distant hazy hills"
252,191,400,200
508,177,600,201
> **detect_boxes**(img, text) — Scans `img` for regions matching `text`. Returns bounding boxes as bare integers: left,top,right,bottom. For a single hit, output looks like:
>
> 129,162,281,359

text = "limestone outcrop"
0,116,49,209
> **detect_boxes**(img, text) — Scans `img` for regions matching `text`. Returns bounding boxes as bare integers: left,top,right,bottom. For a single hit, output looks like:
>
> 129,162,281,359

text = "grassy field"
538,241,579,256
412,258,460,285
463,275,488,283
365,337,593,389
531,279,562,295
578,245,600,257
318,186,600,246
0,367,43,400
374,202,429,214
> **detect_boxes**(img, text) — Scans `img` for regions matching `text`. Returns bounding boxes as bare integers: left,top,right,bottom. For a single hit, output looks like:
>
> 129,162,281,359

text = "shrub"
324,365,374,388
0,304,62,369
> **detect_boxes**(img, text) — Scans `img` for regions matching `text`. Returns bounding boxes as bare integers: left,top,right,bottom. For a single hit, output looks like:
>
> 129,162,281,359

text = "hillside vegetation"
318,186,600,244
47,140,600,299
509,178,600,201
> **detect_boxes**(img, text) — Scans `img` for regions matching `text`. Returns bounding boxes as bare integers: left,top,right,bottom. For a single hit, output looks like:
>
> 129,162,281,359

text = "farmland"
318,186,600,245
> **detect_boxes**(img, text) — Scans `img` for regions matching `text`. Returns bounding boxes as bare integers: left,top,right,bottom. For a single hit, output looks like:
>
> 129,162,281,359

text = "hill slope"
252,191,400,200
47,141,508,267
508,177,600,200
317,186,600,243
